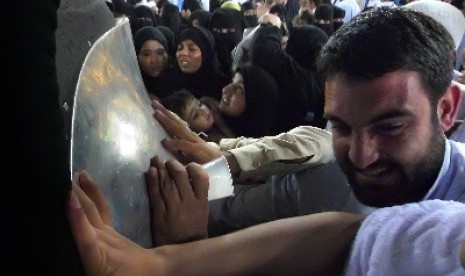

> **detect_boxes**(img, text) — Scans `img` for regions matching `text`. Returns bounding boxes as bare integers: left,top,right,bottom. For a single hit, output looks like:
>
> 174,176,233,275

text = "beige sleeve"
218,126,335,182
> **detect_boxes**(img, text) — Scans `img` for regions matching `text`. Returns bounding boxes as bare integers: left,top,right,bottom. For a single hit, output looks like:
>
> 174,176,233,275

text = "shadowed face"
324,70,445,207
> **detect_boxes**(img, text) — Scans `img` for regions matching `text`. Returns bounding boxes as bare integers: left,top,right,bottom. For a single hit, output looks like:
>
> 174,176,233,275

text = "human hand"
146,156,209,246
152,100,223,164
66,171,159,276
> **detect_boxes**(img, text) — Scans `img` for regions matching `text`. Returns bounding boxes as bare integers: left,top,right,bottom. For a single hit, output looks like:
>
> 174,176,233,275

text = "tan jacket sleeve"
219,126,335,182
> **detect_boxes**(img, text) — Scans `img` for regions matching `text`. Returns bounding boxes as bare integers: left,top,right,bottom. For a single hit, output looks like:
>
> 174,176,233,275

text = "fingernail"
69,191,81,209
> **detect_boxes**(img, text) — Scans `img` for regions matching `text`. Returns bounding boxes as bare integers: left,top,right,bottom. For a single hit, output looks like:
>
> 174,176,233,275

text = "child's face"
182,98,214,133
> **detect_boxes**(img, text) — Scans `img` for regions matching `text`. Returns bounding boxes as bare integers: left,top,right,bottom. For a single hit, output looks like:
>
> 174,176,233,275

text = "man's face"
324,71,445,207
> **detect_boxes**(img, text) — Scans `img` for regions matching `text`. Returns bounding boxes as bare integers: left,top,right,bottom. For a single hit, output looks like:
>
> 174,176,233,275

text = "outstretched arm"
67,171,364,276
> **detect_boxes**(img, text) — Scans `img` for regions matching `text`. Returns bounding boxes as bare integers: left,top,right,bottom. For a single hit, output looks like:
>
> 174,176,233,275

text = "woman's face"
176,40,202,73
219,73,246,117
138,40,168,77
182,98,214,132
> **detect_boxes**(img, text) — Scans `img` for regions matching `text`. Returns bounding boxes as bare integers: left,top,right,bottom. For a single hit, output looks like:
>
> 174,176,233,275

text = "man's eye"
331,124,351,135
375,124,404,136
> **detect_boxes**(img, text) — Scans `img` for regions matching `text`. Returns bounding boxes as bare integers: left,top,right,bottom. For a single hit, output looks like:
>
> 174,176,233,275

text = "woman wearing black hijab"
134,26,184,100
313,4,334,36
159,1,182,40
251,13,328,130
176,26,230,99
209,7,244,75
163,64,280,141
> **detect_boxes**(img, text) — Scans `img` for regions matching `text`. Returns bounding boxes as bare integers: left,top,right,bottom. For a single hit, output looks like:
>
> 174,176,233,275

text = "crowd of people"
7,0,465,274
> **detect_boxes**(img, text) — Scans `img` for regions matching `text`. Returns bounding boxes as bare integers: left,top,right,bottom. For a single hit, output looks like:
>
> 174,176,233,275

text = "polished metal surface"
71,19,175,247
70,19,233,248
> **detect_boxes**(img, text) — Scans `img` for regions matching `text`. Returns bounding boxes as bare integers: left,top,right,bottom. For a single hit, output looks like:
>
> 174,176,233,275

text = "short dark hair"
162,89,196,118
316,7,455,105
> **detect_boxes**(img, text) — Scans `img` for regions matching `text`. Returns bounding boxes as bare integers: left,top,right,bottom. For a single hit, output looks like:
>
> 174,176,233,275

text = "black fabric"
251,24,327,130
5,0,84,274
332,5,345,30
156,25,178,57
142,58,185,100
160,2,182,39
285,25,329,71
224,65,280,138
314,4,334,36
133,4,158,25
133,26,168,55
209,8,243,75
188,10,211,27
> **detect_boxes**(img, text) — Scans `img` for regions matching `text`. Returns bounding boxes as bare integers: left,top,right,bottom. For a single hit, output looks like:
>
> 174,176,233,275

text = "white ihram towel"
345,200,465,276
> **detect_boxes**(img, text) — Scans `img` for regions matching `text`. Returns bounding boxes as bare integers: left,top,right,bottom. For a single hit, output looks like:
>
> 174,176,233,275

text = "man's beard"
337,119,445,208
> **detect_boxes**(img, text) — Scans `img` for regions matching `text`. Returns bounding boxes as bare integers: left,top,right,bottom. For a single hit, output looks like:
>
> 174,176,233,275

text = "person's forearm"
155,212,364,276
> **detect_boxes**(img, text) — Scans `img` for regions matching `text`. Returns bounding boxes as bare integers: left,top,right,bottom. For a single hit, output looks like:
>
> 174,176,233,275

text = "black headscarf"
155,25,177,57
188,10,211,27
332,5,345,30
285,25,329,71
133,26,168,55
134,26,184,99
313,4,334,36
179,26,229,99
241,1,258,28
209,7,243,75
160,2,181,39
224,65,280,137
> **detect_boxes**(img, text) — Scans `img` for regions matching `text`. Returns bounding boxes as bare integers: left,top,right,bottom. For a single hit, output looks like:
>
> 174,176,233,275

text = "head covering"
155,26,177,56
182,0,203,12
160,2,181,38
188,10,211,27
225,65,280,137
332,5,345,30
209,7,243,74
403,0,465,50
313,4,334,36
133,4,158,25
133,26,168,55
180,26,216,61
286,25,329,71
221,0,242,11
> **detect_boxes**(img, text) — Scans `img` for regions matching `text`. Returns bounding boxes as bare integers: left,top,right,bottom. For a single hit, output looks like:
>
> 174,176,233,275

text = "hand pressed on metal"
152,100,223,164
145,155,209,246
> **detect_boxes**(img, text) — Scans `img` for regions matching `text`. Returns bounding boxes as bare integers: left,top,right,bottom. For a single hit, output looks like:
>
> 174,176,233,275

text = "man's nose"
348,132,380,169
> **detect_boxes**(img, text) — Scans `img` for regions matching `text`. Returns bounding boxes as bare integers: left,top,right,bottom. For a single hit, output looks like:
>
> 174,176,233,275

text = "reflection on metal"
71,19,175,247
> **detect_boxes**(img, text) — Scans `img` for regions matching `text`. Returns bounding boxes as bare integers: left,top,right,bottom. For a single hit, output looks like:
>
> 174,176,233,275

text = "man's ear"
438,83,462,132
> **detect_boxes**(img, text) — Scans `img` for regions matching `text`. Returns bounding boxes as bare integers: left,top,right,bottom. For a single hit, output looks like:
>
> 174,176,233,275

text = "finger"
165,159,192,201
154,109,201,142
145,166,166,216
72,182,106,229
65,191,100,266
78,171,112,225
161,137,196,156
151,156,181,207
186,162,209,201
